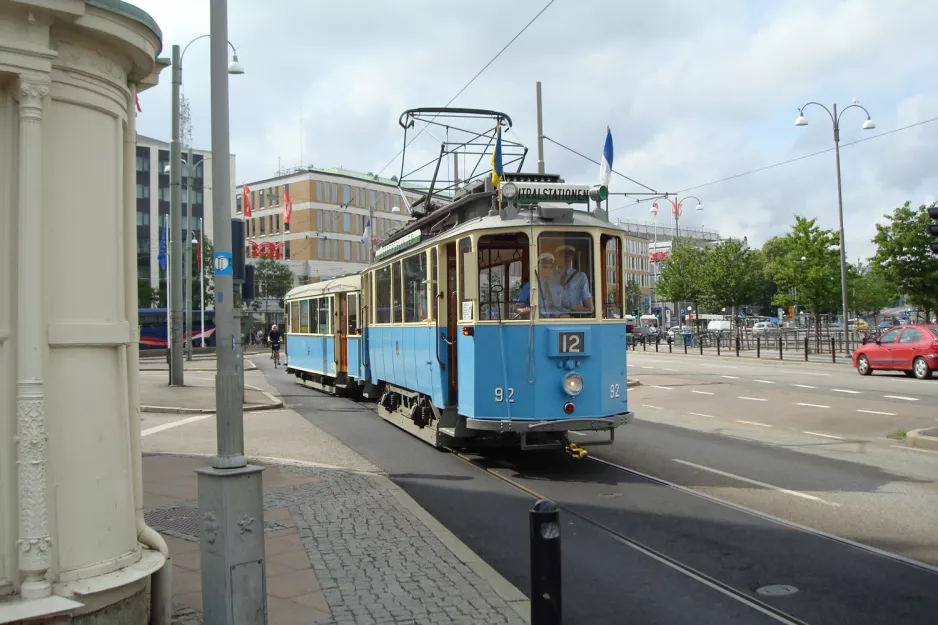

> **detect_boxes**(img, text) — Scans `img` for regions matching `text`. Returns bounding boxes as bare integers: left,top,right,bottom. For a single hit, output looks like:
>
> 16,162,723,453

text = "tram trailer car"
285,174,631,454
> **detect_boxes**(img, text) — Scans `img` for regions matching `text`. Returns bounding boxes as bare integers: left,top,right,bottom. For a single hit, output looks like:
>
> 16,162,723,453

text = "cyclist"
268,324,282,368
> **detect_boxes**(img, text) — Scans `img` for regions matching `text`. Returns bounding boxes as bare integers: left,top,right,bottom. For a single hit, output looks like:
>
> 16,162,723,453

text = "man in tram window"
555,245,593,313
515,252,564,318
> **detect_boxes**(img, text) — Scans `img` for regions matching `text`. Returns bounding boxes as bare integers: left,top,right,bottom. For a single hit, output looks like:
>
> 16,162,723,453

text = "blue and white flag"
158,216,168,270
361,218,371,244
599,126,613,188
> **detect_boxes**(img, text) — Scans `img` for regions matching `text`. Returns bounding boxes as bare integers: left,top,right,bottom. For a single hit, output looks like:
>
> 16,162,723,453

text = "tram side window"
310,298,320,334
458,237,472,321
375,268,392,324
348,293,359,334
392,261,402,324
430,248,439,321
536,233,595,318
601,234,623,319
319,297,332,334
403,252,428,322
299,299,309,333
478,233,528,321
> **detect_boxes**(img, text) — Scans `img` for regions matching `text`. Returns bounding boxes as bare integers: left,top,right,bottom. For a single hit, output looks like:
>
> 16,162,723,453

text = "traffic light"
929,203,938,254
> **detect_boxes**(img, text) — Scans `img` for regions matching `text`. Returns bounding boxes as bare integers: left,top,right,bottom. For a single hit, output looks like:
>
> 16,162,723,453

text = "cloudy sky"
132,0,938,260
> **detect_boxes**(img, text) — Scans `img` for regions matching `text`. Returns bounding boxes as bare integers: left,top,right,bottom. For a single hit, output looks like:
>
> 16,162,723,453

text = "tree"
138,279,159,308
655,241,710,319
624,278,642,314
848,265,896,320
766,216,841,339
254,258,294,302
871,201,938,320
702,238,763,319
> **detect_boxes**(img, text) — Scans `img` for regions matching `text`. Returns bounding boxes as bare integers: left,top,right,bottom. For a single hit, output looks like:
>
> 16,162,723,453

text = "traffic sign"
214,251,233,276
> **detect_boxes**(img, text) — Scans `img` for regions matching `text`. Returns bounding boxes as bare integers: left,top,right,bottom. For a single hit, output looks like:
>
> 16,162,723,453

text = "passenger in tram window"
515,253,564,318
555,245,593,313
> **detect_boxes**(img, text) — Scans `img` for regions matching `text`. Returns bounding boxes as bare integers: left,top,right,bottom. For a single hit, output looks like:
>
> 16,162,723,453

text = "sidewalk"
141,358,529,625
139,359,284,414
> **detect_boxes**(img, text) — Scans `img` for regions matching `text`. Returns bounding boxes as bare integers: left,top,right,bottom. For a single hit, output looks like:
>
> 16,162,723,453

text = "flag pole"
200,217,205,347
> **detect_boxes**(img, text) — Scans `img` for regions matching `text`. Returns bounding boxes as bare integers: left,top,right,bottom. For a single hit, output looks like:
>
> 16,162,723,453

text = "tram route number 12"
494,388,515,403
559,331,585,353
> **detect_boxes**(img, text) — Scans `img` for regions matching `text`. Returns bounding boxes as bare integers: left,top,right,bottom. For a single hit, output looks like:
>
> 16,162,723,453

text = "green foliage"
655,241,710,306
766,216,841,316
624,278,642,313
137,279,158,308
848,265,895,317
871,202,938,315
254,258,295,299
701,238,764,312
197,236,215,307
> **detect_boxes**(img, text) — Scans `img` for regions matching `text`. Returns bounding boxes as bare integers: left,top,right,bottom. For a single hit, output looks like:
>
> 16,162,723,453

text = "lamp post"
652,195,703,245
794,100,875,350
169,34,243,383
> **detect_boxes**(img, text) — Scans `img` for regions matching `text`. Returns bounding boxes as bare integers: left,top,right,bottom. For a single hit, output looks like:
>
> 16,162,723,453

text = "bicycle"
271,343,281,368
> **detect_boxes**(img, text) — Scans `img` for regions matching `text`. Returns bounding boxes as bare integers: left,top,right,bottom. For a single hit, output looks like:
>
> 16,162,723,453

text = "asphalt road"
258,359,938,624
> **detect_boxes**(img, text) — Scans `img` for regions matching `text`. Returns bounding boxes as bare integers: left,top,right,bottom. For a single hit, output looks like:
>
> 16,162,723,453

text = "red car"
852,324,938,379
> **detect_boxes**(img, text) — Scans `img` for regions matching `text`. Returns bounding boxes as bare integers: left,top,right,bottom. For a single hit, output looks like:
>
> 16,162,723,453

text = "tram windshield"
535,233,595,319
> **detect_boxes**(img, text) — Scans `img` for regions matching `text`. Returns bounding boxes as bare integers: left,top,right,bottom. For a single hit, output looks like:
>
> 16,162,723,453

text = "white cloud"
132,0,938,260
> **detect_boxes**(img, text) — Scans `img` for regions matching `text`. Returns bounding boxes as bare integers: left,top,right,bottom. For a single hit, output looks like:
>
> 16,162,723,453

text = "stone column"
15,73,52,600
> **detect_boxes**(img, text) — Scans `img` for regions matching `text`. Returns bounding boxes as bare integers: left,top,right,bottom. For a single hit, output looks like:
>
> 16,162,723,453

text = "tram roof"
285,274,362,300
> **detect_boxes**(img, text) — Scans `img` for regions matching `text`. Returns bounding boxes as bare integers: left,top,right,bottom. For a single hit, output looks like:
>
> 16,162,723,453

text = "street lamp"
794,100,875,350
168,35,243,384
652,195,703,244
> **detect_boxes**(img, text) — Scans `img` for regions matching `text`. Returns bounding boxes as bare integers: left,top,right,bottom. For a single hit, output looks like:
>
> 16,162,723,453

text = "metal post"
757,337,761,358
529,499,561,625
831,337,836,363
197,2,267,622
735,336,740,357
186,146,194,360
804,335,809,361
716,335,721,356
169,45,184,385
535,81,545,174
200,217,206,347
778,336,783,360
832,102,850,354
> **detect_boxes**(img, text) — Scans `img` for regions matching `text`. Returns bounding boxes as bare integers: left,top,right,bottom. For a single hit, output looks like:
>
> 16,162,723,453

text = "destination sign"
501,182,607,204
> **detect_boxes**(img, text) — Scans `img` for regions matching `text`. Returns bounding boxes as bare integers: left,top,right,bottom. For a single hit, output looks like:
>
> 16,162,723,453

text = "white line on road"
857,409,897,416
141,414,213,437
803,431,844,440
738,420,772,427
792,384,816,389
737,396,767,402
720,375,739,379
651,385,673,391
641,404,664,410
832,389,861,394
640,366,653,369
890,445,938,455
690,390,715,395
700,363,739,370
796,403,830,409
753,379,776,384
672,459,839,506
662,368,678,372
688,412,715,418
884,395,919,402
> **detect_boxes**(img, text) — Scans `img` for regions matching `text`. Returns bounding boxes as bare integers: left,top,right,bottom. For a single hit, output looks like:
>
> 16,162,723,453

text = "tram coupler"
564,440,588,459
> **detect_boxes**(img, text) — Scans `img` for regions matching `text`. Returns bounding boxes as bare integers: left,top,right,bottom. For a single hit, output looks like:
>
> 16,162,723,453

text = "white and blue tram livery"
284,108,631,453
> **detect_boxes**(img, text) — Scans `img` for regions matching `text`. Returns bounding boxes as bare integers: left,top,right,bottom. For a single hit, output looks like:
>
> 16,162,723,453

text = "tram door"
446,242,458,402
337,293,348,374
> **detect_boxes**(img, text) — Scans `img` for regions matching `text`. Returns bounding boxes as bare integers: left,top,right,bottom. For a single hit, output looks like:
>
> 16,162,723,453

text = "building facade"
134,134,236,299
239,168,424,285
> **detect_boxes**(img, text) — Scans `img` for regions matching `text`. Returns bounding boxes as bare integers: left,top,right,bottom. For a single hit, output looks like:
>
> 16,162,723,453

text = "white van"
707,319,732,333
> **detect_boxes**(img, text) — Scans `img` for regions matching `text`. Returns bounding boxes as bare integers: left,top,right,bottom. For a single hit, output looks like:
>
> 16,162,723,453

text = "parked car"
631,326,659,344
751,321,780,337
852,324,938,379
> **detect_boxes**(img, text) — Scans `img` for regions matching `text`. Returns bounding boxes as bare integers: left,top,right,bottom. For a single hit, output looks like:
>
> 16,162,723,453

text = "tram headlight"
563,372,584,397
501,182,518,200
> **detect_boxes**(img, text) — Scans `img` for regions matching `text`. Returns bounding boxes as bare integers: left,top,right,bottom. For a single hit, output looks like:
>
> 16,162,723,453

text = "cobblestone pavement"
152,455,526,625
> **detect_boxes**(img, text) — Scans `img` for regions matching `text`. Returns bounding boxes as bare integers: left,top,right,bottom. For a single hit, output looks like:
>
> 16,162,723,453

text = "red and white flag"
135,94,142,113
283,190,292,229
242,184,252,217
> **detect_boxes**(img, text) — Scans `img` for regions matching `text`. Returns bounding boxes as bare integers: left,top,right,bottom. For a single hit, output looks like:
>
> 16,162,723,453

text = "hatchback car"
852,324,938,379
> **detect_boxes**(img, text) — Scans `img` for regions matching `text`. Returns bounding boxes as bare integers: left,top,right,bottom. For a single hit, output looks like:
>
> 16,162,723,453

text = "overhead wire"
542,135,658,192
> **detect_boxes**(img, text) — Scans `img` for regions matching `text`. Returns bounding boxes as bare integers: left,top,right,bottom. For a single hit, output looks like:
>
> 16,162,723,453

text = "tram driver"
555,245,593,314
514,252,565,318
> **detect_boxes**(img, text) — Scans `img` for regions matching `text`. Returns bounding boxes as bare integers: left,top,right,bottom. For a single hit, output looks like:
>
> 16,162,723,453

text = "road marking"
651,385,673,391
803,431,844,440
737,396,767,402
832,389,860,394
738,420,772,427
884,395,919,402
142,414,213,437
662,368,679,372
857,409,896,416
796,402,830,408
641,404,663,410
753,379,776,384
672,459,838,506
720,375,739,380
640,366,653,369
890,445,938,455
700,363,738,370
688,412,715,418
691,390,714,395
792,384,816,389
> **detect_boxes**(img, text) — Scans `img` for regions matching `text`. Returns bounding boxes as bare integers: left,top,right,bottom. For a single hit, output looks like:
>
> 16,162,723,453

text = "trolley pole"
196,1,267,622
535,81,545,174
530,499,562,625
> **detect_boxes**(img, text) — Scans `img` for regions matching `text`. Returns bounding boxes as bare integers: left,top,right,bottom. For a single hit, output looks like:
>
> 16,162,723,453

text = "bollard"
643,338,646,351
778,336,783,360
669,337,672,353
699,335,703,355
655,337,659,352
684,339,688,355
757,337,760,358
831,337,836,363
530,499,562,625
716,335,721,356
736,336,740,357
804,335,808,362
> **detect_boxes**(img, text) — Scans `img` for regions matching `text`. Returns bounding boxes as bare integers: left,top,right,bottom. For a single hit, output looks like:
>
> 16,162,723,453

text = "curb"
140,388,282,415
906,428,938,451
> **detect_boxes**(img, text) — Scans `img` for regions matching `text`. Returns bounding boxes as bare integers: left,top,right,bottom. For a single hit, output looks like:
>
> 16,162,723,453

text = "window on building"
259,217,265,235
317,239,323,258
158,187,171,202
136,184,149,199
369,189,376,209
331,183,338,203
285,241,290,259
137,265,149,280
137,210,149,227
344,241,351,261
343,213,350,232
236,195,242,214
137,238,150,254
136,156,149,172
375,266,391,323
342,185,350,204
332,239,338,259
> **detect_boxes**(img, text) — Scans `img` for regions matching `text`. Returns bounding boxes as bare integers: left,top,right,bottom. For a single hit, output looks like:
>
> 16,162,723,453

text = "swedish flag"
491,122,503,187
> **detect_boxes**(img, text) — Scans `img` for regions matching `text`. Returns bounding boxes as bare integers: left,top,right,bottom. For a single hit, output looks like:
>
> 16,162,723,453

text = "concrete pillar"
14,73,52,601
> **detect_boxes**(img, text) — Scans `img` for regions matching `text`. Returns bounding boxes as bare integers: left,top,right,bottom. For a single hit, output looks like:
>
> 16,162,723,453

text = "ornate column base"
16,379,52,600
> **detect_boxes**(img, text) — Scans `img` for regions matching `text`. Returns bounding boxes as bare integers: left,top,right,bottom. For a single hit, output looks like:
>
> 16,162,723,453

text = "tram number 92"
494,388,515,403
